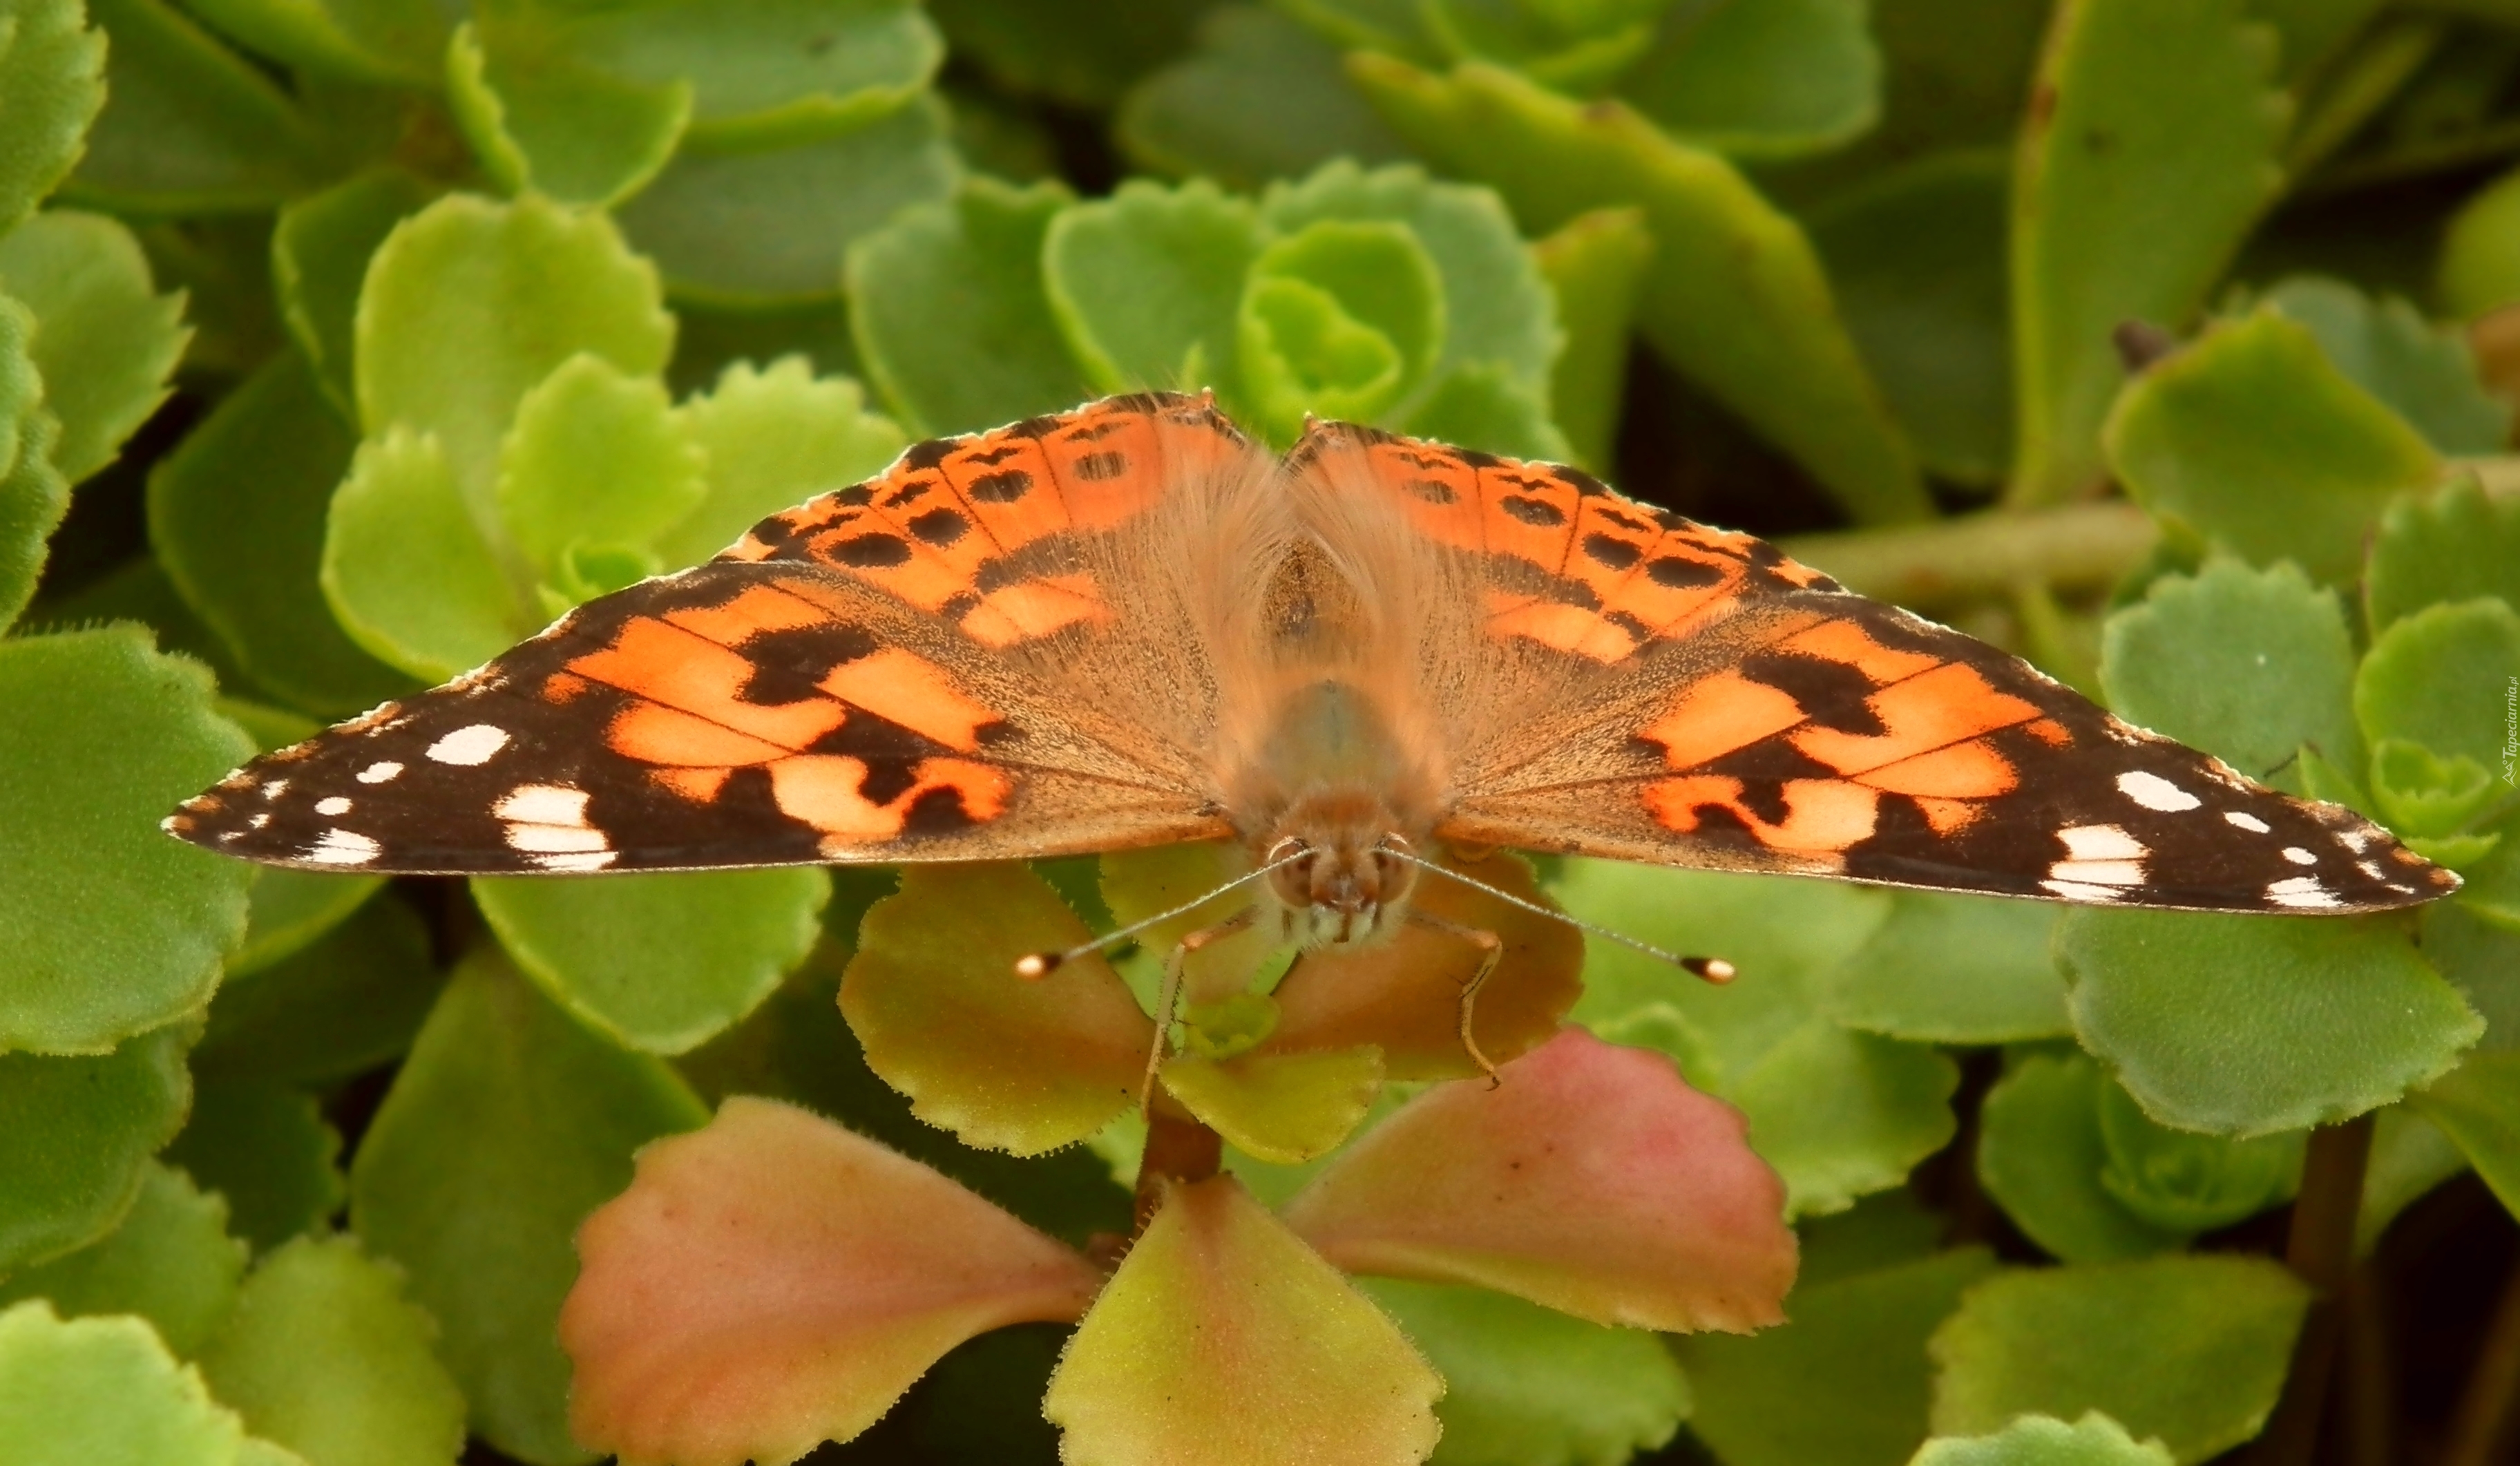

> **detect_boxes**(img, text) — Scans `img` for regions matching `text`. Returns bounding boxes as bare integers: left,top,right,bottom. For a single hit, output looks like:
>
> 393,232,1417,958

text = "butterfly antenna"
1384,848,1736,984
1013,845,1312,979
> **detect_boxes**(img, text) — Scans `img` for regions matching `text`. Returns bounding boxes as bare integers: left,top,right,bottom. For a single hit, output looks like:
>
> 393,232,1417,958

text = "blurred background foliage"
3,0,2520,1462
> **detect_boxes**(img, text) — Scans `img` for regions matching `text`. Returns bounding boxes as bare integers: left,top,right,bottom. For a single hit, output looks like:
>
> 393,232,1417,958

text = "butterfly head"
1259,814,1420,949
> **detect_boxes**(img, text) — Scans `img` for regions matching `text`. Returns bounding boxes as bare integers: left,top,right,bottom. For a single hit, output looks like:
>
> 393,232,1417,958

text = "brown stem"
2252,1114,2377,1466
1777,501,2157,613
1134,1103,1222,1233
2338,1270,2395,1466
2443,1252,2520,1466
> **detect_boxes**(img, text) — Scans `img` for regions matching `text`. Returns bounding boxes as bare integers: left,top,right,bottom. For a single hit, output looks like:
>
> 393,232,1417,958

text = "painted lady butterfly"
167,392,2458,951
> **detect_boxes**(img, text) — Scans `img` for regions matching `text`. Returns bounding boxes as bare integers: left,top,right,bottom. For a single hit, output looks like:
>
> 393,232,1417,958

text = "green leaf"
1826,893,2070,1045
198,893,443,1088
1911,1413,2176,1466
1531,205,1650,473
319,427,523,683
0,627,252,1053
655,356,905,565
0,1301,262,1465
1560,861,1947,1215
2441,157,2520,318
356,192,676,536
0,293,66,634
544,0,944,149
179,0,443,86
667,294,861,395
2354,597,2520,775
0,0,106,236
149,351,419,718
70,0,332,213
1042,1176,1443,1466
1349,57,1930,523
494,353,704,581
928,0,1214,109
2409,1050,2520,1219
1677,1248,2002,1466
2098,558,2362,791
1978,1051,2190,1264
1117,6,1409,192
164,1079,343,1254
233,864,381,979
2062,907,2481,1134
2356,1103,2470,1252
846,175,1091,437
0,209,187,485
2260,276,2510,455
2367,477,2520,634
1358,1278,1690,1466
615,96,960,305
2369,740,2501,849
1808,150,2012,487
2009,0,2287,505
0,1162,246,1358
473,868,829,1056
1400,357,1572,461
0,1020,193,1272
1927,1256,2311,1464
273,168,439,421
1261,160,1558,424
1042,177,1264,406
348,952,705,1465
1616,0,1879,159
446,20,691,209
1239,218,1446,441
2103,310,2441,583
2092,1076,2302,1232
197,1235,467,1466
840,864,1149,1156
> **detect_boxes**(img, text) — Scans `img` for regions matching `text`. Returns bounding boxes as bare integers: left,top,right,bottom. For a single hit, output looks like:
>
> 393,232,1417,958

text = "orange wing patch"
1335,428,1842,665
726,392,1247,647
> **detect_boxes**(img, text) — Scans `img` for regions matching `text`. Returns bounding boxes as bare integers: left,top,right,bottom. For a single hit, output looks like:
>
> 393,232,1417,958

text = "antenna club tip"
1014,953,1060,980
1683,956,1737,984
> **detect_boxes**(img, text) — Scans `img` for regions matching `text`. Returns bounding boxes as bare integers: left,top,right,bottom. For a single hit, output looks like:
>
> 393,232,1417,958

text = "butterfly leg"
1141,907,1258,1112
1409,910,1506,1087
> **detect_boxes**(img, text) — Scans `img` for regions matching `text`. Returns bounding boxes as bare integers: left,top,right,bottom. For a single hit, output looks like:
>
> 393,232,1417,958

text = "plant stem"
2253,1114,2378,1466
2443,1253,2520,1466
1777,501,2157,612
1134,1105,1222,1232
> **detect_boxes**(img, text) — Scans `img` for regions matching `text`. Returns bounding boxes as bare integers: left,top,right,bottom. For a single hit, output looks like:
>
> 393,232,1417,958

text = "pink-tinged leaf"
1281,1028,1797,1333
841,864,1152,1154
1270,848,1585,1081
560,1097,1104,1466
1044,1175,1444,1466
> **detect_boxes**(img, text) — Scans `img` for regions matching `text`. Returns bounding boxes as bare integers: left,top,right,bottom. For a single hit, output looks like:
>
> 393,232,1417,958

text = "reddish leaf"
1282,1028,1797,1332
562,1098,1103,1466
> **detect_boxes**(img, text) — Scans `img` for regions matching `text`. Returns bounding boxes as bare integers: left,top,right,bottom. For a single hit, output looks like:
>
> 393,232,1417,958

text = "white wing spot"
305,829,381,866
427,724,510,765
316,796,352,817
2359,861,2389,882
2051,860,2146,887
2059,824,2146,861
494,784,591,826
530,850,617,872
2223,811,2271,834
2118,770,2201,812
2281,847,2317,866
508,826,609,854
2266,875,2340,908
2041,878,2125,902
356,761,404,784
249,814,270,830
262,778,289,798
2338,828,2373,853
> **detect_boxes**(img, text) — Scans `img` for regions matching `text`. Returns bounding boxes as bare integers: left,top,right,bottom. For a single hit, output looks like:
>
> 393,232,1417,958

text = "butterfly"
167,391,2457,962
